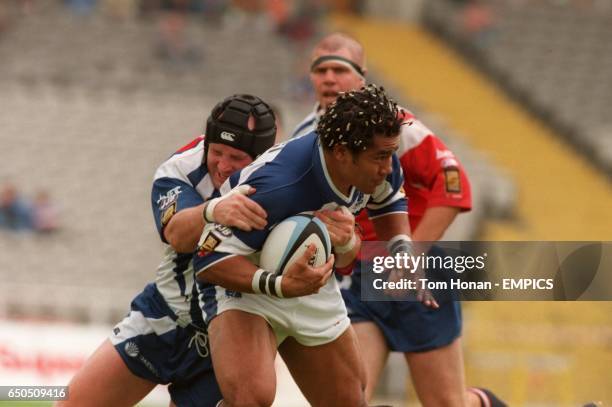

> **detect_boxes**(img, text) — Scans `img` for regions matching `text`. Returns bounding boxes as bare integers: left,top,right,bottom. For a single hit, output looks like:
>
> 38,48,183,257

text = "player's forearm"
196,256,259,293
164,204,206,253
334,234,361,267
371,212,411,241
412,206,459,242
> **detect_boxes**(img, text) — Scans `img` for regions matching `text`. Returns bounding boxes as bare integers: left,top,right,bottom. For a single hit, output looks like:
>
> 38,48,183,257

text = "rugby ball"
260,215,331,275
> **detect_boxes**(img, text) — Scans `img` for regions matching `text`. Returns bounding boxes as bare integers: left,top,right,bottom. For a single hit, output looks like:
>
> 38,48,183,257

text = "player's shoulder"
154,136,207,183
290,108,318,139
396,110,453,158
236,133,319,195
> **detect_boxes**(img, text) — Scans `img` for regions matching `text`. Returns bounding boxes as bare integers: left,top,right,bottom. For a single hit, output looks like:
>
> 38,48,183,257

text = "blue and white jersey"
151,136,215,328
290,104,320,139
192,131,407,277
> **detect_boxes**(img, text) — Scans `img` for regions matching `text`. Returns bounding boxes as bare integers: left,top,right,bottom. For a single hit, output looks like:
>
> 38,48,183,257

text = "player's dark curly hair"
317,84,403,153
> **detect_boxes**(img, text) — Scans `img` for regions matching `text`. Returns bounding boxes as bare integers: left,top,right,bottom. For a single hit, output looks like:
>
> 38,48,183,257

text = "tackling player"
291,32,506,406
57,94,301,407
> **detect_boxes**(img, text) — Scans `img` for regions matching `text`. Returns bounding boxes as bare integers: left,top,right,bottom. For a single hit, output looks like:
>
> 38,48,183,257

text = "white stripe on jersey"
155,246,197,322
154,139,205,182
153,138,217,202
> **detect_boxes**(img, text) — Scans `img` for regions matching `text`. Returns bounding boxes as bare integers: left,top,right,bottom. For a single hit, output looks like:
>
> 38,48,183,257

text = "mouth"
214,172,228,185
322,91,338,99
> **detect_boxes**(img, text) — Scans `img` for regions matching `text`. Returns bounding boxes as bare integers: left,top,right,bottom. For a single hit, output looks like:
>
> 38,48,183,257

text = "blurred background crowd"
0,0,610,405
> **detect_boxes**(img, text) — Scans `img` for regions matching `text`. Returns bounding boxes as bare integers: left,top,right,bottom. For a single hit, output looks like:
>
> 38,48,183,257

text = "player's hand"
314,207,355,249
213,185,267,231
281,244,335,298
385,266,439,308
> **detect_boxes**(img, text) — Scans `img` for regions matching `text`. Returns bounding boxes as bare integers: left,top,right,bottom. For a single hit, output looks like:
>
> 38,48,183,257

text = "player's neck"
322,150,351,196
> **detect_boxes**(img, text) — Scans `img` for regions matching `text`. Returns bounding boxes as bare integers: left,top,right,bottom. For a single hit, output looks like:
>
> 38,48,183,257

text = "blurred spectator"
274,0,323,45
101,0,138,21
32,189,60,234
0,0,34,38
0,3,8,37
266,0,289,33
460,0,497,49
65,0,98,16
0,182,33,232
155,0,202,65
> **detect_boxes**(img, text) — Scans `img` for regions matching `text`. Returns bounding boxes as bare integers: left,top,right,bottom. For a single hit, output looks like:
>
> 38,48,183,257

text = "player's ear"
332,143,350,162
359,68,367,86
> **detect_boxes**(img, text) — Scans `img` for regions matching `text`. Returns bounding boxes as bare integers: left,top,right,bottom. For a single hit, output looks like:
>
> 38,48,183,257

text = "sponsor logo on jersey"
444,168,461,193
220,131,236,142
161,202,176,227
197,232,221,256
157,186,182,210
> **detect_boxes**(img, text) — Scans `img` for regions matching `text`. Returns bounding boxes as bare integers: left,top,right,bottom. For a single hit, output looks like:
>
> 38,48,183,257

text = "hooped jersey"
192,132,408,277
150,135,215,328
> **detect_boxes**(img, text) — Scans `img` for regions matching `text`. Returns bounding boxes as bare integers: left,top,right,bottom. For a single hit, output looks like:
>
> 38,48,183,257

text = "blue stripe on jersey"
189,279,206,329
173,252,192,298
200,284,218,324
187,165,208,189
131,283,179,321
152,178,205,242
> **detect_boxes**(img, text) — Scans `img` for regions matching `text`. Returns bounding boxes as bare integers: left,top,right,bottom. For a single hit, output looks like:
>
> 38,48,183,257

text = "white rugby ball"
260,214,331,275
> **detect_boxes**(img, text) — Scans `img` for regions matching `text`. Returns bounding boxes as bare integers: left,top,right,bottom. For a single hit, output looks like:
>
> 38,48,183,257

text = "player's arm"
401,129,472,246
371,212,410,241
196,247,335,298
412,206,460,242
164,185,268,253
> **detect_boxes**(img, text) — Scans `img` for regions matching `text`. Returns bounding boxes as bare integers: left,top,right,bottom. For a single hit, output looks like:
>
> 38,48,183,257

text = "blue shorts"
110,284,222,407
341,246,462,353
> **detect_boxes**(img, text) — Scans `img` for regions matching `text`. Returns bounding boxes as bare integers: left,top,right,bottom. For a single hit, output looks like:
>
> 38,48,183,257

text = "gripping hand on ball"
281,244,335,298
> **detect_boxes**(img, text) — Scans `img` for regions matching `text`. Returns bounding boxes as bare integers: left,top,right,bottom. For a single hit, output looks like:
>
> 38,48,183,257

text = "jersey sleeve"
192,172,294,274
366,153,408,219
151,177,205,243
400,134,472,211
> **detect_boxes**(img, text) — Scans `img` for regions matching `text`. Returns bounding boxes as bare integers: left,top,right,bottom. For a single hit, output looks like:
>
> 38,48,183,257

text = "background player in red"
291,32,506,407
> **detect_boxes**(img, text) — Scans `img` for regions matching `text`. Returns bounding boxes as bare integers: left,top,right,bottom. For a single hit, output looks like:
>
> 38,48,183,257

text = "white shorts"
207,277,350,347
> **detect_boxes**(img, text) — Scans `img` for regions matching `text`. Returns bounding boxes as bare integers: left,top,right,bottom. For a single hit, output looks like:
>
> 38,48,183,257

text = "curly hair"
317,84,403,153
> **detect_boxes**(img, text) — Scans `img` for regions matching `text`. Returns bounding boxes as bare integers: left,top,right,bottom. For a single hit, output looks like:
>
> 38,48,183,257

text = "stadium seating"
424,0,612,176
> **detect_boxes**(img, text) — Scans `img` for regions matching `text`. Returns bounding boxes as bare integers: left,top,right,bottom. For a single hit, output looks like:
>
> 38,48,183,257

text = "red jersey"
357,111,472,241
